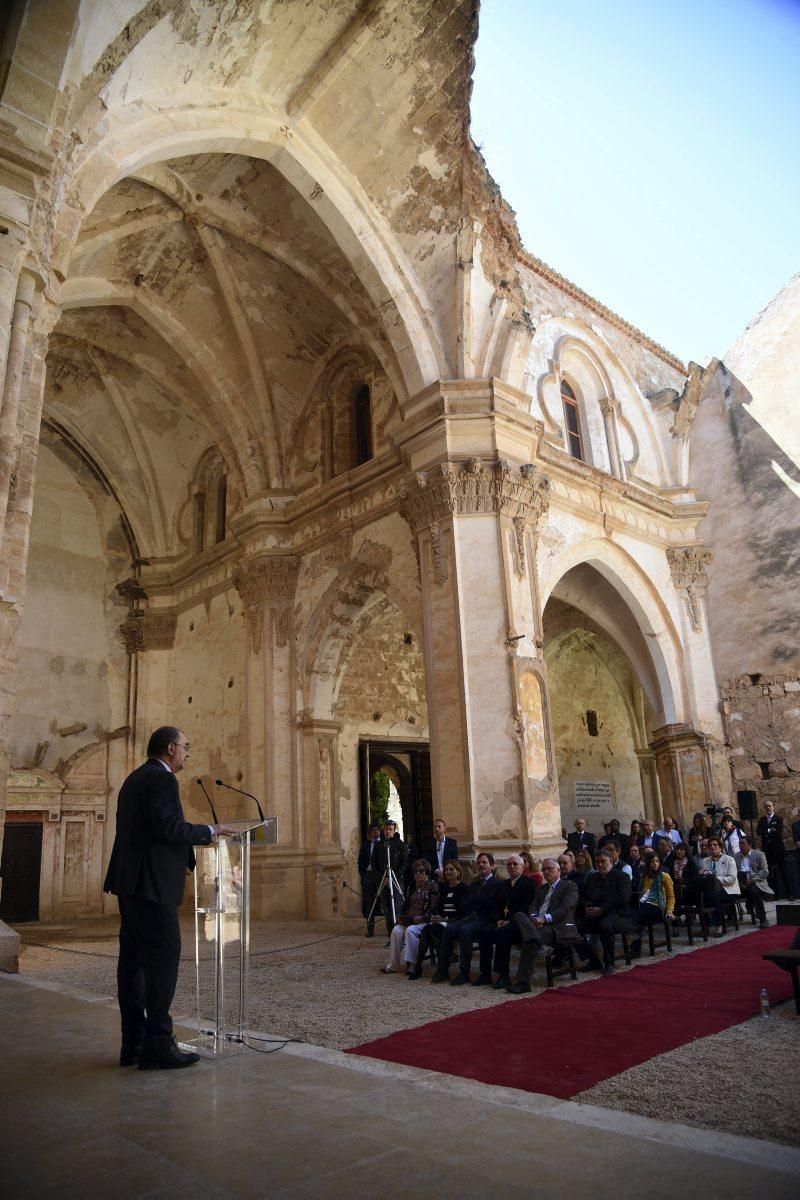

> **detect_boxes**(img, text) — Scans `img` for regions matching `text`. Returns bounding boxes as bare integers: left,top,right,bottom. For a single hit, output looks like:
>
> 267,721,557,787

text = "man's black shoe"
470,974,492,987
119,1041,143,1067
450,972,470,986
430,970,449,983
493,975,511,990
138,1038,200,1070
578,959,602,973
365,927,374,938
506,981,531,994
601,963,616,976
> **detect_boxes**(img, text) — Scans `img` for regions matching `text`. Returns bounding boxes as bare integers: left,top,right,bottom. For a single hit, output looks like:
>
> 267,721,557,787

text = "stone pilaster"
399,453,560,855
667,546,713,634
233,556,299,849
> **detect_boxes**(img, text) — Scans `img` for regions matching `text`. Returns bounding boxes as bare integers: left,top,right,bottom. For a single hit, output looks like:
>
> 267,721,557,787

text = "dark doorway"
0,822,43,923
359,741,432,852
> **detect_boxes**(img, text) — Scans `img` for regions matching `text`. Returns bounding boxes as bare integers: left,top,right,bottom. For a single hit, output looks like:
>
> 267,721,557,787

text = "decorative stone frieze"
118,611,177,654
233,556,300,654
667,546,713,632
399,458,549,586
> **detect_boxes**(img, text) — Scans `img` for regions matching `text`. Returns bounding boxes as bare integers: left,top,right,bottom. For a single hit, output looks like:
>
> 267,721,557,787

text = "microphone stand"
197,778,220,824
215,779,266,823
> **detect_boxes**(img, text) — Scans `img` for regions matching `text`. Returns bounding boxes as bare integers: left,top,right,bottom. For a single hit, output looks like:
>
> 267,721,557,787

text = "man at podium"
104,726,237,1070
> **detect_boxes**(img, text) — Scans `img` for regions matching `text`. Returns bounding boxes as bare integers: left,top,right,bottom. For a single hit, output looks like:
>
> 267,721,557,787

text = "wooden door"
0,822,43,923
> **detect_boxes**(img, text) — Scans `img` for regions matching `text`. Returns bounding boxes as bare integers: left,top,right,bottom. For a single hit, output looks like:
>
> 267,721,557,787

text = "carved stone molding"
667,546,713,633
233,556,300,606
399,458,550,535
118,611,177,654
233,556,300,655
512,515,527,580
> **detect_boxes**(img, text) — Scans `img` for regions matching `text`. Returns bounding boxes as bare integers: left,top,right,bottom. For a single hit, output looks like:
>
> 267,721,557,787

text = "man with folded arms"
576,849,633,974
506,857,581,993
699,835,740,936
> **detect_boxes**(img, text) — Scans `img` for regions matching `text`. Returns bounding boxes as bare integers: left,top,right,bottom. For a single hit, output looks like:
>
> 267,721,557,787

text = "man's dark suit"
756,812,791,898
579,870,633,967
479,873,537,978
423,835,459,877
104,758,213,1048
436,874,502,977
512,879,582,984
566,829,596,857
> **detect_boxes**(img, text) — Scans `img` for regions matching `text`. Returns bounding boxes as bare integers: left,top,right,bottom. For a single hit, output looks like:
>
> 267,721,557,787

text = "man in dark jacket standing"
104,726,236,1069
756,799,792,899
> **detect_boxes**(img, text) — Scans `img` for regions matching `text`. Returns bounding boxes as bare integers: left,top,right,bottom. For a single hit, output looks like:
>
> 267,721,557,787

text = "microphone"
215,779,265,823
196,778,219,824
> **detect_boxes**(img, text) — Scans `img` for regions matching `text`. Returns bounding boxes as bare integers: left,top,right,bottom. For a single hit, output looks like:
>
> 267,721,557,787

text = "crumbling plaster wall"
11,440,129,773
546,628,645,835
690,275,800,833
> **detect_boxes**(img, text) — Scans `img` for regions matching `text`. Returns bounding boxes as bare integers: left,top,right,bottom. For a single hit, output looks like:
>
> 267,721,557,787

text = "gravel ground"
14,903,800,1146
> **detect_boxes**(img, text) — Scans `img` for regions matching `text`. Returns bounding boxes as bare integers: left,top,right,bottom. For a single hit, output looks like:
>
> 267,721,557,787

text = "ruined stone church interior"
0,0,797,945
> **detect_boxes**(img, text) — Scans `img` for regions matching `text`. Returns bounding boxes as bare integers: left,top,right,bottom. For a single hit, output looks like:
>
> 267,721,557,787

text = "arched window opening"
561,380,584,461
193,492,206,553
351,384,372,469
214,474,227,544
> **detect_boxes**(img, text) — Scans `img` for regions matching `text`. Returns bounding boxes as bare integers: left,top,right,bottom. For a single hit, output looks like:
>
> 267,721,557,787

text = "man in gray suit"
735,835,773,928
506,857,581,993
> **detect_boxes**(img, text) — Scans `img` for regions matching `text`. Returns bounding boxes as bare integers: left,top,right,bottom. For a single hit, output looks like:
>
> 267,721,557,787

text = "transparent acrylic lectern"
180,816,277,1058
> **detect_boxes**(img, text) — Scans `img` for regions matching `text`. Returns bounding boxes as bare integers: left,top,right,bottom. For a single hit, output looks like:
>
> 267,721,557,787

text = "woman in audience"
409,859,467,979
688,811,711,855
670,840,698,917
630,851,675,956
381,859,439,976
571,847,594,916
520,850,544,885
628,819,644,849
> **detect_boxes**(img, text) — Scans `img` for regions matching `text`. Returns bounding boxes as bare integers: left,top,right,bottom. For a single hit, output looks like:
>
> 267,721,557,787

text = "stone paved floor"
1,973,799,1200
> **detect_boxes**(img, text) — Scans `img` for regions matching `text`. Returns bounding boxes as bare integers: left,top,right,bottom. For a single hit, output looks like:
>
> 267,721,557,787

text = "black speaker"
737,790,758,821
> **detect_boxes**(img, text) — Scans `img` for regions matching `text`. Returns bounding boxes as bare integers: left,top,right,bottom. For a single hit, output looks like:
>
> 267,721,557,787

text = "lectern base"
178,1032,246,1060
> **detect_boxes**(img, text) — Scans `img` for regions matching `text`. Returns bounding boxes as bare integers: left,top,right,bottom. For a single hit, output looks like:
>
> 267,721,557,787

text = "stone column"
635,748,662,824
0,269,40,548
399,453,561,859
600,397,623,479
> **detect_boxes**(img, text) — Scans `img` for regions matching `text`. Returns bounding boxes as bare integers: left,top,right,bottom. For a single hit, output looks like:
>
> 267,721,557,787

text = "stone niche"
721,673,800,826
5,743,109,920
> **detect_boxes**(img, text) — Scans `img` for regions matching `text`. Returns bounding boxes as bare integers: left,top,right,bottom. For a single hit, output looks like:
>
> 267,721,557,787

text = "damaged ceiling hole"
586,709,599,737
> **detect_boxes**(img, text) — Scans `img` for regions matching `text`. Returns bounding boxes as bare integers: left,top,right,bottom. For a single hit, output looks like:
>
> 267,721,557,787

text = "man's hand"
212,824,239,838
533,916,545,928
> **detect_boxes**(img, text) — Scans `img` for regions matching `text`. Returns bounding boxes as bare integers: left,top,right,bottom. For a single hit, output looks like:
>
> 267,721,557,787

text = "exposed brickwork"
721,673,800,831
334,598,426,727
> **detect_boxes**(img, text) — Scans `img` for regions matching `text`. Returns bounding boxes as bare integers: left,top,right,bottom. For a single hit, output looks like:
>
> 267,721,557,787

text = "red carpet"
347,927,795,1099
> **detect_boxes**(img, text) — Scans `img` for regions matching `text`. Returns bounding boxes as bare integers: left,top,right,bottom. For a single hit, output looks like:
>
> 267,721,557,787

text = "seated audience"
566,817,597,858
412,859,467,977
630,851,675,956
688,811,711,855
734,835,773,929
605,841,632,879
656,836,677,876
692,836,710,871
520,850,544,886
638,820,658,849
720,814,743,858
576,849,633,975
506,857,582,994
480,853,538,989
431,852,501,985
699,836,740,936
670,841,698,904
627,842,645,898
655,816,684,845
382,859,439,975
598,819,630,856
558,851,577,879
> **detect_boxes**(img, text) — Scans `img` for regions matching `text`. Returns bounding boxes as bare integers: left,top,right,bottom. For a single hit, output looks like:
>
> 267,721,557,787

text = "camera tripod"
358,863,404,950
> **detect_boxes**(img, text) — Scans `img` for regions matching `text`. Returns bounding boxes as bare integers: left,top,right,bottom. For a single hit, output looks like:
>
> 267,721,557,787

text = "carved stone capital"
398,458,550,537
232,556,300,607
667,547,713,633
667,546,713,590
119,611,177,654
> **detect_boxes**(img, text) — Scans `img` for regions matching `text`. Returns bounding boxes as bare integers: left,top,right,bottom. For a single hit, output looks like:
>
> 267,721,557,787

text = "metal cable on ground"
24,930,351,963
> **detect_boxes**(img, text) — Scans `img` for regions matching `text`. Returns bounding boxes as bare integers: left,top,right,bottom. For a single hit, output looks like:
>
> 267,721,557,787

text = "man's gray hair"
542,856,559,869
